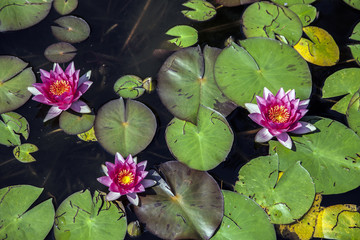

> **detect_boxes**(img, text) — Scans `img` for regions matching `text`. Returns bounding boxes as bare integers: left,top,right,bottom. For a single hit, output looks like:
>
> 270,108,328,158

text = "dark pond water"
1,0,360,239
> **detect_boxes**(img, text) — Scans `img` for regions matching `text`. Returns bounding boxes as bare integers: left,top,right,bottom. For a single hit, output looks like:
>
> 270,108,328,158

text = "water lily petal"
299,99,310,109
27,86,42,95
78,70,92,86
127,193,139,205
70,100,91,113
256,95,267,107
136,161,147,172
275,88,285,99
101,164,109,176
44,106,63,122
97,176,112,187
65,62,75,76
73,81,92,101
54,63,65,76
290,121,316,134
115,152,125,164
286,89,296,101
263,87,273,100
248,113,264,126
106,192,121,201
245,103,260,113
141,179,157,188
276,132,292,149
32,94,52,105
255,128,274,142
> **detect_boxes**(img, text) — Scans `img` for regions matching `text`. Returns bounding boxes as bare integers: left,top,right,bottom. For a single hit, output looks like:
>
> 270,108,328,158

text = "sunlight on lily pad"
215,0,259,7
348,45,360,66
13,143,38,163
94,98,156,156
166,105,233,171
271,0,317,5
53,0,78,15
322,68,360,114
270,117,360,194
343,0,360,10
134,161,223,240
0,185,54,239
113,75,145,99
294,26,339,66
242,2,303,46
0,112,29,147
59,111,95,135
0,56,35,113
158,45,236,123
182,0,216,21
288,4,317,27
211,190,276,240
44,42,77,63
51,16,90,43
77,127,97,142
54,190,127,240
0,0,52,32
214,39,311,107
234,155,315,224
166,25,198,48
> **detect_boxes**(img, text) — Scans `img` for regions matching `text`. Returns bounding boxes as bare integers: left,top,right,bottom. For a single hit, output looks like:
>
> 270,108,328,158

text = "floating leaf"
294,26,339,66
0,0,52,32
77,127,97,142
59,111,95,135
350,21,360,41
0,56,35,113
348,45,360,66
158,45,236,123
166,105,233,171
113,75,145,99
211,190,276,240
13,143,38,163
181,0,216,21
54,190,127,240
127,221,142,238
343,0,360,10
288,4,317,27
214,39,311,107
0,185,54,239
271,0,317,6
134,161,223,240
142,77,154,93
313,204,360,239
94,98,156,156
0,112,29,147
215,0,259,7
166,25,198,48
347,90,360,135
51,15,90,43
242,2,303,46
44,42,77,63
234,155,315,224
322,68,360,114
269,117,360,195
53,0,78,15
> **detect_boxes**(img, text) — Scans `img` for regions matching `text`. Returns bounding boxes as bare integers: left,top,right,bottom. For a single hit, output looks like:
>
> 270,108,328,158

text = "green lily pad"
347,90,360,135
348,45,360,66
350,21,360,41
54,190,127,240
271,0,317,6
59,111,95,135
134,161,223,240
158,45,236,123
0,56,36,113
234,155,315,224
0,112,29,147
241,2,303,46
51,15,90,43
288,4,317,27
214,39,311,107
113,75,145,99
166,25,198,48
0,0,52,32
211,190,276,240
343,0,360,10
44,42,77,63
0,185,55,239
322,68,360,114
166,105,233,171
53,0,78,15
94,98,156,156
215,0,259,7
269,117,360,195
13,143,38,163
181,0,216,21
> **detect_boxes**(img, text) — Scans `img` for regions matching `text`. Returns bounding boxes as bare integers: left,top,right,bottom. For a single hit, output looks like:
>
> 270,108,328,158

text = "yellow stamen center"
117,169,135,185
268,105,290,123
49,80,71,96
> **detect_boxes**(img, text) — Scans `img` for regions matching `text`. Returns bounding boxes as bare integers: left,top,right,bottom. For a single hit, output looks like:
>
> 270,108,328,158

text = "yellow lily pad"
77,127,97,142
294,26,339,66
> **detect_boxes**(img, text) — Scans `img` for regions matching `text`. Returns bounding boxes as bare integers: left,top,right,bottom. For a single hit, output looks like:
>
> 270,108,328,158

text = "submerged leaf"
182,0,216,21
166,25,198,48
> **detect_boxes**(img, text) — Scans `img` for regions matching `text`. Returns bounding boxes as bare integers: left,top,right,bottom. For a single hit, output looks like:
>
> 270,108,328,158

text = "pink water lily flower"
245,87,316,149
97,153,156,205
28,62,92,122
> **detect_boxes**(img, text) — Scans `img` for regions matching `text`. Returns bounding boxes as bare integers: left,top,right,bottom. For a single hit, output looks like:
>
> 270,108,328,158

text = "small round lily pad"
44,42,77,63
59,111,95,135
113,75,145,99
51,15,90,43
53,0,78,15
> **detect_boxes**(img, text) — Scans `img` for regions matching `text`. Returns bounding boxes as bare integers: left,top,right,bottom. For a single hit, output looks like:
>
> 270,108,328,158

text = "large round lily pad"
134,161,223,240
54,190,127,240
158,45,236,123
0,0,52,32
269,117,360,194
166,105,233,171
211,190,276,240
0,56,35,113
234,155,315,224
94,98,156,156
242,2,303,46
0,185,54,239
51,15,90,43
214,39,311,107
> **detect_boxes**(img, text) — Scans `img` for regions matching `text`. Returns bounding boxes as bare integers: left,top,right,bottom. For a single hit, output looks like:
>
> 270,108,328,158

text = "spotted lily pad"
54,190,127,240
59,111,95,135
13,143,38,163
0,0,52,32
288,4,317,27
44,42,77,63
51,15,90,43
269,117,360,194
134,161,223,240
166,25,198,48
0,112,29,147
234,155,315,224
241,2,303,46
53,0,78,15
346,90,360,135
0,185,55,239
166,105,233,171
94,98,156,156
113,75,145,99
158,45,236,123
214,39,311,107
181,0,216,21
215,0,259,7
211,190,276,240
0,56,35,113
271,0,317,6
343,0,360,10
